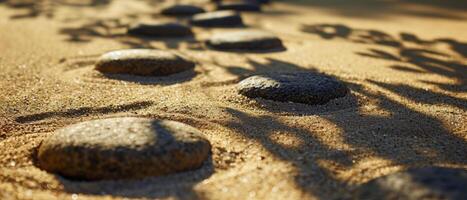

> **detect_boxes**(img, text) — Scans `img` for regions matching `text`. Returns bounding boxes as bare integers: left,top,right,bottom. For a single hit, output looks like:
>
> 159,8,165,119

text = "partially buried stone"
127,22,193,37
237,72,348,105
161,4,205,16
190,10,243,27
217,2,261,12
95,49,195,76
207,30,284,51
355,167,467,200
37,117,211,180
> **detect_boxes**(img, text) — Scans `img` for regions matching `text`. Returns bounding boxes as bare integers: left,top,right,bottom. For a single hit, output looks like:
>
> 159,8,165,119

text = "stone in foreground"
355,167,467,200
217,2,261,12
161,4,205,16
190,11,243,27
127,22,193,37
207,30,284,51
38,117,211,180
237,72,348,105
95,49,195,76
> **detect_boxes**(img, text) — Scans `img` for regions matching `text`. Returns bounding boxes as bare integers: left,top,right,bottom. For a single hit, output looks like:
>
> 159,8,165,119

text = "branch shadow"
213,23,467,198
279,0,467,20
15,101,154,123
1,0,114,19
302,23,467,94
221,77,467,198
58,16,204,50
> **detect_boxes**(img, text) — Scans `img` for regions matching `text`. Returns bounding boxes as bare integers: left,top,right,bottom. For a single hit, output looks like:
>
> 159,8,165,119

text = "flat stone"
217,2,261,12
127,22,193,37
206,30,284,51
237,72,348,105
161,4,205,16
37,117,211,180
355,167,467,200
190,11,243,27
95,49,195,76
252,0,271,4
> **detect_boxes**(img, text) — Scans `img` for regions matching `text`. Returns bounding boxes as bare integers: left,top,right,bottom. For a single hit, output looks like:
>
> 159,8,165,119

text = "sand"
0,0,466,199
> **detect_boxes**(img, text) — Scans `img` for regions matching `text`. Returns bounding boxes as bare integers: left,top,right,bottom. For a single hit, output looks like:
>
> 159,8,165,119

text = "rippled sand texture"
0,0,466,199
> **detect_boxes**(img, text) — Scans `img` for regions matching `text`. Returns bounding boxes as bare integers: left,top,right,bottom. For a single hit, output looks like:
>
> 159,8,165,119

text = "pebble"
355,167,467,200
161,4,205,16
217,2,261,12
95,49,195,76
37,117,211,180
190,11,243,27
127,22,193,37
206,30,284,51
237,72,348,105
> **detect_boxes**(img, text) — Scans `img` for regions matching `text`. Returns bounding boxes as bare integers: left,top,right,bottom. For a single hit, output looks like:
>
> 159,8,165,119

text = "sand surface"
0,0,466,199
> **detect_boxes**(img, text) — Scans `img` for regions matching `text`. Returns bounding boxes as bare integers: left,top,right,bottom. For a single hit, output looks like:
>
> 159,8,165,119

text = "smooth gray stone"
217,2,261,12
38,117,211,180
95,49,195,76
355,167,467,200
127,22,193,37
207,30,284,51
161,4,205,16
237,72,348,105
190,11,243,27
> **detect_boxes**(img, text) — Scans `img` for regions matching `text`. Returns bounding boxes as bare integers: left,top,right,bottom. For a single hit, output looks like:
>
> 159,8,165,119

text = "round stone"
355,167,467,200
95,49,195,76
127,22,193,37
190,11,243,27
37,117,211,180
237,72,348,105
217,2,261,12
161,4,205,16
206,30,284,51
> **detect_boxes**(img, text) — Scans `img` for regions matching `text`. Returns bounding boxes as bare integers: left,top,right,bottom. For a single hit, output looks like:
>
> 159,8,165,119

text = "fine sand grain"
0,0,466,199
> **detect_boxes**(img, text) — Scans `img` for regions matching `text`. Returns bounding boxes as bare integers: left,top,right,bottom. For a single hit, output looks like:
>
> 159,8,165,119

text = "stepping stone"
37,117,211,180
355,167,467,200
206,30,284,51
161,4,205,16
95,49,195,76
190,11,243,27
252,0,271,4
217,2,261,12
237,72,348,105
127,22,193,37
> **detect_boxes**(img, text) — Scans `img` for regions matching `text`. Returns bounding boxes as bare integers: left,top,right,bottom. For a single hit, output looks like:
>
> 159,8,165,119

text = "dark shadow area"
15,101,153,123
221,77,467,198
213,23,467,198
199,22,467,198
101,69,198,85
280,0,467,20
